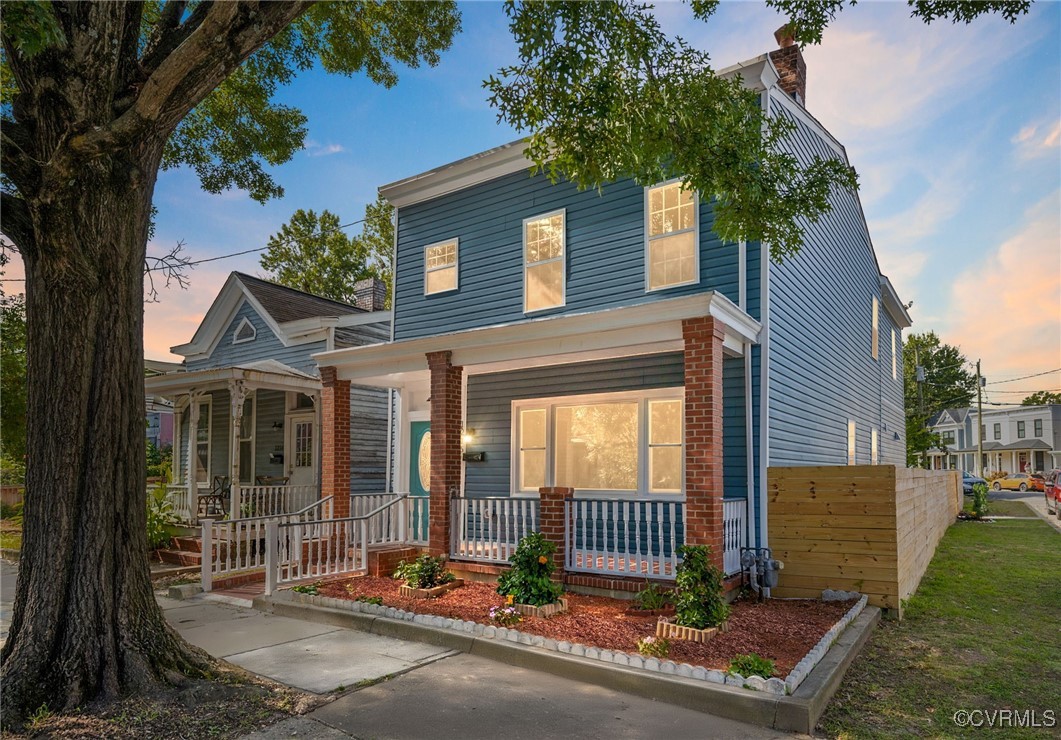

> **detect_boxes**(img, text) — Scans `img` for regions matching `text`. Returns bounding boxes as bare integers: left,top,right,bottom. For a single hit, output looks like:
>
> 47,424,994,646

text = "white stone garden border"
287,590,868,696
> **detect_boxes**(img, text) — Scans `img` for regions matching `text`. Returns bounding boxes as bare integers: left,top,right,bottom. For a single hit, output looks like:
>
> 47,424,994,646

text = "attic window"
233,317,256,344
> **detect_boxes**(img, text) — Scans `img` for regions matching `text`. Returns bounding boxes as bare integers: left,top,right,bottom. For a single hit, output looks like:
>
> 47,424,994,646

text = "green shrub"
0,501,23,524
393,554,455,589
496,532,563,607
292,582,321,595
729,653,775,678
971,482,990,519
0,453,25,486
146,476,175,550
146,441,173,481
636,636,670,659
355,595,383,605
673,544,730,629
634,582,673,611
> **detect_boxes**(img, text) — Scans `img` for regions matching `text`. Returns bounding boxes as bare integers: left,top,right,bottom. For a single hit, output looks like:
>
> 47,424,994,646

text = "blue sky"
15,2,1060,399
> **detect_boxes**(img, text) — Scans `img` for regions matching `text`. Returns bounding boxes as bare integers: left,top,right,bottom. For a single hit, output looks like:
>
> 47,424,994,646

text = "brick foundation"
427,351,462,557
321,366,351,519
683,316,726,569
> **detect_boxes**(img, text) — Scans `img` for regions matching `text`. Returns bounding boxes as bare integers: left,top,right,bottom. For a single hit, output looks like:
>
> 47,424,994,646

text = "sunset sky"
4,2,1059,401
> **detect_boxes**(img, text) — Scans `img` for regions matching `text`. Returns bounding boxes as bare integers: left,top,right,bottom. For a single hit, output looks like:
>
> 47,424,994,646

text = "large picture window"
513,390,683,496
646,181,698,290
524,210,565,312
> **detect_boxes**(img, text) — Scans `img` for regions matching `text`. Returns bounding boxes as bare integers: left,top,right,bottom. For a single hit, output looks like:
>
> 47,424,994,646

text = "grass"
819,517,1060,738
966,498,1037,517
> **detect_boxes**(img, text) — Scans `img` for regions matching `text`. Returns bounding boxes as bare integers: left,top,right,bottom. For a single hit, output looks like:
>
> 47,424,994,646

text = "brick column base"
320,366,351,519
427,351,462,558
538,487,574,575
682,316,726,568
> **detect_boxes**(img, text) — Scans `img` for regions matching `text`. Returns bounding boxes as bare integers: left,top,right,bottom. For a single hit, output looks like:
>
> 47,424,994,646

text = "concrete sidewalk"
162,592,786,739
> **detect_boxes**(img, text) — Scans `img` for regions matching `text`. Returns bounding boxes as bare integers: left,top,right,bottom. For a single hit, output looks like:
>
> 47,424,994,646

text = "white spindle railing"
350,493,404,546
565,499,684,579
159,483,194,524
238,485,318,518
450,497,539,563
201,497,331,591
408,496,429,545
722,498,748,576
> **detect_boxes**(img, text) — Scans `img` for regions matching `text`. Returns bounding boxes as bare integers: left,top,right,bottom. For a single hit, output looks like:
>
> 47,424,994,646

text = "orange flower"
538,555,548,565
505,594,514,605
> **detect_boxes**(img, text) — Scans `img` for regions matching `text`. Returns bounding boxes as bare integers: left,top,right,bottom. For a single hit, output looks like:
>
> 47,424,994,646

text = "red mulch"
316,576,853,677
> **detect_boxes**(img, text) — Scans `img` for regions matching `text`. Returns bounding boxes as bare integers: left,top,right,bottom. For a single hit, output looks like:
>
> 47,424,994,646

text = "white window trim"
871,427,879,465
423,238,459,296
522,208,566,314
644,178,700,293
194,397,213,488
891,328,897,380
232,317,256,344
847,419,856,465
510,387,685,500
871,296,879,360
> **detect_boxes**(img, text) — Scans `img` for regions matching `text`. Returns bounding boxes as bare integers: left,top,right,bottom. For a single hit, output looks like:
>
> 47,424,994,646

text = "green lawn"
819,517,1061,739
976,498,1038,517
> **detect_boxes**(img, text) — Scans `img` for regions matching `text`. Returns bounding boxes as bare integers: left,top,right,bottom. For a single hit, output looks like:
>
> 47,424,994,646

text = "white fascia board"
879,275,913,328
144,366,321,396
718,54,778,93
314,292,761,382
335,311,393,327
379,139,534,208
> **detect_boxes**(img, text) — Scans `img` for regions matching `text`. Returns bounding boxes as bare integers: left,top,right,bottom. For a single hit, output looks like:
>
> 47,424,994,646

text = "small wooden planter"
513,598,568,618
398,579,464,599
656,617,730,643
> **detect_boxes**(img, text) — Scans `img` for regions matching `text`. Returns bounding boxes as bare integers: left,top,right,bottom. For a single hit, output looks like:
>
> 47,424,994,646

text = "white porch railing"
157,483,194,524
239,484,318,518
722,498,748,576
266,495,407,594
450,497,539,563
408,496,429,546
565,498,684,579
350,493,405,546
201,497,332,591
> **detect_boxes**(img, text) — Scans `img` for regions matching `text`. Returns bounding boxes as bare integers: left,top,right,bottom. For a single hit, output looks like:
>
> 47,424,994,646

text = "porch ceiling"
144,359,321,398
313,292,760,388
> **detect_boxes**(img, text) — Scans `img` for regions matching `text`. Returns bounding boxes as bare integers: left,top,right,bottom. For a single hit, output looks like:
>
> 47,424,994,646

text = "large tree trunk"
0,144,209,722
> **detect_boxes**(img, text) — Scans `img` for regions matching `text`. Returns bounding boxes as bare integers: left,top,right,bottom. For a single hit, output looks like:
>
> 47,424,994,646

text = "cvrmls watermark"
952,709,1056,728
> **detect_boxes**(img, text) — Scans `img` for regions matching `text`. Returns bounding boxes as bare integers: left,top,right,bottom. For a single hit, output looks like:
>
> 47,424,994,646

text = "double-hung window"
524,210,565,312
1034,419,1043,437
646,181,698,290
424,239,458,295
1017,421,1026,439
513,390,683,496
993,423,1001,440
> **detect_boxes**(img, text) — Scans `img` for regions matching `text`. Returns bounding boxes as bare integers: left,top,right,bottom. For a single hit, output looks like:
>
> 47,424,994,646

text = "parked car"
962,471,987,495
992,472,1043,492
1044,469,1061,517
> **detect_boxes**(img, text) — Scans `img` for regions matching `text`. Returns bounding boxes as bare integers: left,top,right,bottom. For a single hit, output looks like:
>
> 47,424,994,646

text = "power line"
988,388,1061,394
985,368,1061,385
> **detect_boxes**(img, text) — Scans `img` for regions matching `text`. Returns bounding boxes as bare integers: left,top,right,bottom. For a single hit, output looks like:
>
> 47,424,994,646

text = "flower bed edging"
284,589,866,697
783,594,869,695
397,579,465,599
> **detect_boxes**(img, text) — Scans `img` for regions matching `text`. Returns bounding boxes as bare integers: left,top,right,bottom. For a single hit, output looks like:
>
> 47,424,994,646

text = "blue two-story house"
315,34,911,585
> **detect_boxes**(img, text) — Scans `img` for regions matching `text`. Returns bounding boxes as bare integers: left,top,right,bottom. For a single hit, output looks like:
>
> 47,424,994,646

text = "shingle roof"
234,272,364,324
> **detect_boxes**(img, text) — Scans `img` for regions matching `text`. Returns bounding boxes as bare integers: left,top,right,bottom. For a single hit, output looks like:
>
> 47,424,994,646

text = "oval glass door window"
418,431,432,491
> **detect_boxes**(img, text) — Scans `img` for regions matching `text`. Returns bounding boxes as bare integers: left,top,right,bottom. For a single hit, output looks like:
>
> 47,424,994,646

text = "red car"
1044,469,1061,518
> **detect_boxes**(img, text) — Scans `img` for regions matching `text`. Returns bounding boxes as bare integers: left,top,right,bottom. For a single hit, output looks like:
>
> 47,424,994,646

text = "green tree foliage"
0,289,27,462
1021,390,1061,406
260,203,392,305
903,332,977,466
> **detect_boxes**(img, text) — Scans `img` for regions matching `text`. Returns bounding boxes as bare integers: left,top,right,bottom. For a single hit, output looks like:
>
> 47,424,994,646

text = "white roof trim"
313,292,760,386
144,359,320,396
879,276,912,328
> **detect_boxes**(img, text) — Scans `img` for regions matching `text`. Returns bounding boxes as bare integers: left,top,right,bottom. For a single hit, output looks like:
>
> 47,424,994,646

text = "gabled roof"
233,272,364,324
171,272,385,360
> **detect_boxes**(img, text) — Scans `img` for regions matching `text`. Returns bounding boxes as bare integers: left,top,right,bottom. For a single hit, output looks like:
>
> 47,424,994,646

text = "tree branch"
0,192,36,257
140,2,208,76
144,240,193,302
0,125,42,195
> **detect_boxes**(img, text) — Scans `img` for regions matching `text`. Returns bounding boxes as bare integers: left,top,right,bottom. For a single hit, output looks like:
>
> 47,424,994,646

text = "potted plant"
393,554,463,598
656,544,730,642
496,532,566,617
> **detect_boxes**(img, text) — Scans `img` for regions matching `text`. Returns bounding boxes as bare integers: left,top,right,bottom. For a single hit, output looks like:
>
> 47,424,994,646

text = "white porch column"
186,393,202,514
311,390,322,491
172,406,182,484
229,380,248,520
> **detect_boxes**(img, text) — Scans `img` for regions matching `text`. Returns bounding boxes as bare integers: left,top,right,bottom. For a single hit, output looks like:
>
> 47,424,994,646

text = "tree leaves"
487,0,859,261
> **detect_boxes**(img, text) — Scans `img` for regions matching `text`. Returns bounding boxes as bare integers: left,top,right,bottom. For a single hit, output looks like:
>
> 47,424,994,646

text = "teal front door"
410,421,431,541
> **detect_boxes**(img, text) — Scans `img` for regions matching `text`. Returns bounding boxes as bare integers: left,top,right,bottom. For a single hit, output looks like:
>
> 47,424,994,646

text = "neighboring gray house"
928,404,1061,474
312,32,911,578
144,272,391,522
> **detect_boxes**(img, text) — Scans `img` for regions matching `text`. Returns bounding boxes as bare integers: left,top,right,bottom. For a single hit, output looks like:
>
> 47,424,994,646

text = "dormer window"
646,180,698,291
424,239,458,295
232,317,256,344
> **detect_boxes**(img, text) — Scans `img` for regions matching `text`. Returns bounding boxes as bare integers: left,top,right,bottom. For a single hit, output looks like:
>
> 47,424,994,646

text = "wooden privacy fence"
768,465,960,617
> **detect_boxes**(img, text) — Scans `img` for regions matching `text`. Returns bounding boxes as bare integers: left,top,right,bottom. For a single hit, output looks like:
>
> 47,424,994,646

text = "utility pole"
976,359,984,478
915,345,926,468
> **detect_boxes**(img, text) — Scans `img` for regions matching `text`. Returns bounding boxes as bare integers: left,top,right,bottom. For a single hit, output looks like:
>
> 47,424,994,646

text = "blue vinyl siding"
393,171,740,340
766,97,905,466
186,301,325,375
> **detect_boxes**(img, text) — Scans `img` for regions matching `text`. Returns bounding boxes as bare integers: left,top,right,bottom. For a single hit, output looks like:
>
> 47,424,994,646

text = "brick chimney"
353,277,387,312
768,25,807,105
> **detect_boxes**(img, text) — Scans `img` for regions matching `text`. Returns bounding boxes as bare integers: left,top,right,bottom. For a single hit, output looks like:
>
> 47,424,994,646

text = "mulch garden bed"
316,576,854,677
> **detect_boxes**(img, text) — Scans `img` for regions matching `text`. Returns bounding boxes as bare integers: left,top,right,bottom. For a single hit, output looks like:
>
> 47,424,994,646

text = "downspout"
758,88,772,554
744,342,755,553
